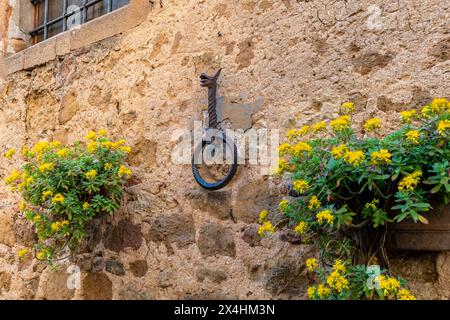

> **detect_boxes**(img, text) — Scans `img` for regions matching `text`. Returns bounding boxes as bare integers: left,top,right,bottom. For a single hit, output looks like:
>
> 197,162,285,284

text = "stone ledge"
0,0,152,77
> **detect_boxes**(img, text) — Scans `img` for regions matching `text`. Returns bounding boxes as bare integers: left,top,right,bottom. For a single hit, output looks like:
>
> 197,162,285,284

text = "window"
30,0,130,44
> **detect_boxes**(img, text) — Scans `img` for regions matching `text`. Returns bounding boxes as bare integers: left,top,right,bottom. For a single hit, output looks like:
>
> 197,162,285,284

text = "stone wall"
0,0,449,299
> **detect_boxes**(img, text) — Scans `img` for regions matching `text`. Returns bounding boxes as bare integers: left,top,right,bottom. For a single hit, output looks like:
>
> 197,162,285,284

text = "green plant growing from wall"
4,130,133,263
259,98,450,300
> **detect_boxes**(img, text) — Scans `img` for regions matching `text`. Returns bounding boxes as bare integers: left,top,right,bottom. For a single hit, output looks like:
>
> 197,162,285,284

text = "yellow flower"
51,194,65,204
33,215,42,223
278,143,291,156
292,179,310,194
17,181,26,192
343,150,365,167
105,140,127,150
430,98,448,114
312,121,327,133
42,190,53,201
36,252,46,260
332,259,346,273
287,129,297,141
316,209,334,225
379,275,400,297
275,159,290,175
330,115,351,132
307,286,316,299
51,220,69,231
437,120,450,136
5,169,21,185
327,270,349,293
398,170,422,192
421,104,433,118
51,221,61,231
370,149,392,165
50,141,61,148
306,258,318,272
85,170,97,179
83,202,90,210
259,210,269,223
5,148,15,159
19,201,27,212
397,288,416,300
18,248,29,260
86,131,97,140
104,163,113,170
114,139,126,147
331,144,348,159
120,146,132,153
291,142,312,157
364,118,381,132
400,110,417,123
33,141,49,154
317,284,331,299
39,162,55,173
22,145,29,157
26,176,35,186
297,125,310,137
87,141,98,153
118,165,133,178
56,148,69,157
405,130,420,144
294,221,308,235
97,129,108,137
278,199,289,213
341,102,355,114
258,221,275,237
101,141,114,149
308,195,321,210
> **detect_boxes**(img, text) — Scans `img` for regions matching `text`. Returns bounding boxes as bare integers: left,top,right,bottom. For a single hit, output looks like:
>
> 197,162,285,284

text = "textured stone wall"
0,0,449,299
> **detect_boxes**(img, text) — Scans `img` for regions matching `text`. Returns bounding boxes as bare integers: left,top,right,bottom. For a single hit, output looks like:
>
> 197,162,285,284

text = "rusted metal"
387,205,450,251
192,69,239,190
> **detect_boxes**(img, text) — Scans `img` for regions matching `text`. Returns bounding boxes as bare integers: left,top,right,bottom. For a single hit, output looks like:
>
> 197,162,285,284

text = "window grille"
30,0,130,44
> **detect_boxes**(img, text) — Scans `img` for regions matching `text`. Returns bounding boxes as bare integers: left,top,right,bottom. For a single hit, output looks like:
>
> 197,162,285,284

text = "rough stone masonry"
0,0,449,299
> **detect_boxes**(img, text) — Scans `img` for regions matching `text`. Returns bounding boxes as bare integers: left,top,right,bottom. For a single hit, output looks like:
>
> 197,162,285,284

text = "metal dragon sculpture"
191,69,238,190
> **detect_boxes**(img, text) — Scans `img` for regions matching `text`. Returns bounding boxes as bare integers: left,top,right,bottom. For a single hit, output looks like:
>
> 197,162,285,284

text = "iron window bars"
30,0,129,44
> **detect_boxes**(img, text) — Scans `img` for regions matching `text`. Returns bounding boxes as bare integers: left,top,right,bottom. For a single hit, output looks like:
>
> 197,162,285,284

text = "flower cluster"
398,170,422,192
341,102,355,114
269,98,449,300
308,195,321,210
370,149,392,165
400,110,417,123
259,210,269,223
4,129,133,263
294,221,309,235
293,179,310,194
343,150,365,167
405,130,420,144
258,221,275,237
330,115,351,132
306,259,414,300
363,118,381,132
437,120,450,136
316,209,334,225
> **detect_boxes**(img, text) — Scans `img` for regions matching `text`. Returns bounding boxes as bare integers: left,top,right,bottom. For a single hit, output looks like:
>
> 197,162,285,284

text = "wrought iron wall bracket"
191,69,238,190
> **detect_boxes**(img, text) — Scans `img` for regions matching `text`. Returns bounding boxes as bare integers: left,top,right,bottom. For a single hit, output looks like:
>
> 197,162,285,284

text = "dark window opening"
30,0,130,44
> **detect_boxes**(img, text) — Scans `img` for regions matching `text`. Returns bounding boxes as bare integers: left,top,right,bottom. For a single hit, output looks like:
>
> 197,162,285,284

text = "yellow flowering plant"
269,98,449,299
4,130,133,263
307,259,415,300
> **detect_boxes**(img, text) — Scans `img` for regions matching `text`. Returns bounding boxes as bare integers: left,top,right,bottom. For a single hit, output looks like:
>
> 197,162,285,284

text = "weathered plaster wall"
0,0,449,299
